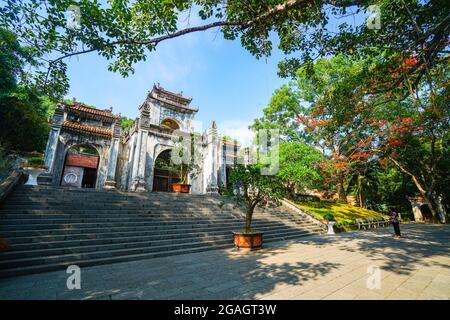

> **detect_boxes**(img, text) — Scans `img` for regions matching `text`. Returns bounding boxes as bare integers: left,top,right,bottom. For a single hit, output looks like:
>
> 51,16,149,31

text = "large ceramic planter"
171,183,191,193
23,165,47,186
326,221,336,235
233,232,263,249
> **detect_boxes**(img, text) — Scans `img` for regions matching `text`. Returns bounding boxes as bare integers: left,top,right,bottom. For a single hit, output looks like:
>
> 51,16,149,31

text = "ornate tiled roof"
65,103,121,120
62,121,112,137
149,84,198,113
153,84,192,103
149,92,198,112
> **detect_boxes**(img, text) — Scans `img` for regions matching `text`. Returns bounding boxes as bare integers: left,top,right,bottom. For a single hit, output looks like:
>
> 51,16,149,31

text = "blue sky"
64,4,368,146
65,24,288,145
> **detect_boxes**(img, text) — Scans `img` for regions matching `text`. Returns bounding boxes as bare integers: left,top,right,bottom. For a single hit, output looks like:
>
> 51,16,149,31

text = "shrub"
27,157,44,165
293,194,321,202
323,213,335,221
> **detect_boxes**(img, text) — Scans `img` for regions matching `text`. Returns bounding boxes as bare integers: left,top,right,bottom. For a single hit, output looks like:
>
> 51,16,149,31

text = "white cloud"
217,120,255,147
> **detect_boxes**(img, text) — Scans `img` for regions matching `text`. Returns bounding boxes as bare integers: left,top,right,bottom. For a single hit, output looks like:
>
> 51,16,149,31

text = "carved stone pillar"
104,118,122,190
203,121,218,193
37,105,64,185
131,103,151,192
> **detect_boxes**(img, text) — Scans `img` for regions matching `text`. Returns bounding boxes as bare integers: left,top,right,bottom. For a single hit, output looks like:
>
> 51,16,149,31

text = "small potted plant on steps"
323,213,336,235
23,156,47,185
226,164,286,250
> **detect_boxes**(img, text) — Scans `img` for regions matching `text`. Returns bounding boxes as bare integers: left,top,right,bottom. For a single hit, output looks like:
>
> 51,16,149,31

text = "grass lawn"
293,199,389,227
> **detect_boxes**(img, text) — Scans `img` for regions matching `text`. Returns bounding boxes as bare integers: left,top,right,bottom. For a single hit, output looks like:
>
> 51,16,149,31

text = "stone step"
6,191,224,196
8,191,217,199
0,238,232,269
0,220,308,237
0,205,229,211
8,199,221,206
0,216,308,227
0,244,230,278
2,225,322,247
0,211,308,222
0,211,239,218
3,198,220,205
6,223,321,246
0,207,292,214
0,209,242,217
0,215,308,229
0,230,314,278
0,229,315,274
3,196,228,202
0,185,324,278
2,235,232,259
1,227,316,260
7,190,219,196
0,215,242,225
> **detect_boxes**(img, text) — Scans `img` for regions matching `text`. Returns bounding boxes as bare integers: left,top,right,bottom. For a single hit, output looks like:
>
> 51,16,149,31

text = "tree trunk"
337,174,347,203
357,189,366,208
245,205,253,232
435,195,447,223
423,192,446,223
388,156,445,223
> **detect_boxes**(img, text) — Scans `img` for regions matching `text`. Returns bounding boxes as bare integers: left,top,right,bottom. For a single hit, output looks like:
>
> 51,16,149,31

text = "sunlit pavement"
1,224,449,300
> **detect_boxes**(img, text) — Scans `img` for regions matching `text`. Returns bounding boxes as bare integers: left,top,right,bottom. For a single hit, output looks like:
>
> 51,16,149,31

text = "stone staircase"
0,185,324,277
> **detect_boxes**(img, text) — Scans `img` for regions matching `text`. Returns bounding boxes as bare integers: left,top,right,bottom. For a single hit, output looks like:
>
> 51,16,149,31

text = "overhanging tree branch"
48,0,313,66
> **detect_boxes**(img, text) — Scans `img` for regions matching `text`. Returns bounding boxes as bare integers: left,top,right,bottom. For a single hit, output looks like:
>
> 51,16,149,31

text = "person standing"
390,207,401,239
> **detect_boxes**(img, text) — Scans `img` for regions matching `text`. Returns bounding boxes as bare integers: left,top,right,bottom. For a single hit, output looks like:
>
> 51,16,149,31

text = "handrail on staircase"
0,170,29,204
281,198,328,231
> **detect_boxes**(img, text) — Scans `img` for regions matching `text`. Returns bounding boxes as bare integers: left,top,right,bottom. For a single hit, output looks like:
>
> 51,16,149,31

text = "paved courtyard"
0,224,449,300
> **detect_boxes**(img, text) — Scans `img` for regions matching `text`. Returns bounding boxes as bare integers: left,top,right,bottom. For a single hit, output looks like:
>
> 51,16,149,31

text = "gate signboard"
61,166,84,188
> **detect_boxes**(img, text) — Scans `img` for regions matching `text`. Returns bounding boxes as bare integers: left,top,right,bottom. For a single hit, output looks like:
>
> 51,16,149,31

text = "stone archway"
152,149,180,192
419,204,432,222
60,144,100,188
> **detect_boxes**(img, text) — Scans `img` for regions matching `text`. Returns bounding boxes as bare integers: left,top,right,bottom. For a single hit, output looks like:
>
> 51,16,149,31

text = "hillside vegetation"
293,200,390,228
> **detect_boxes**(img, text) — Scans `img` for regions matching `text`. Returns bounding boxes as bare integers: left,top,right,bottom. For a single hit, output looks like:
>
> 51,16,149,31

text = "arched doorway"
61,145,99,188
419,204,432,222
152,149,180,192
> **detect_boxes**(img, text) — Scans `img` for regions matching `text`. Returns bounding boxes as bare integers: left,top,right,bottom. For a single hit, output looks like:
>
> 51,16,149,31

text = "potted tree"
170,159,199,193
226,164,286,249
165,133,201,193
323,213,336,235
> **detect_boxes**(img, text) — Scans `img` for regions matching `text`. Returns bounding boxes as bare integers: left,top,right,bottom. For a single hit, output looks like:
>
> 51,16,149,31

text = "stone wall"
50,132,111,189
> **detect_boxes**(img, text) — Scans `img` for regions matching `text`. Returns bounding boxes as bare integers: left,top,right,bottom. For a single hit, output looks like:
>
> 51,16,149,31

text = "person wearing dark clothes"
390,207,401,239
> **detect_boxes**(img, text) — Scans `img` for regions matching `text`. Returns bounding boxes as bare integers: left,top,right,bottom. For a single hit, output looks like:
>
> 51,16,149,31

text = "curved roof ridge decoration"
153,83,193,103
65,103,121,120
62,120,112,137
149,92,199,112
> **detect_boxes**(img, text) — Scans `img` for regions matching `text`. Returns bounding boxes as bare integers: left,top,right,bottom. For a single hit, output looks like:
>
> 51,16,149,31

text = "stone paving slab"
0,224,449,300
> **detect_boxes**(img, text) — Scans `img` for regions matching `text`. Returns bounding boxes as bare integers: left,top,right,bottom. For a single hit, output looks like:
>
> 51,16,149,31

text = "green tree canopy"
227,163,286,232
274,141,324,195
1,1,447,96
255,52,449,220
0,28,34,93
0,28,53,153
